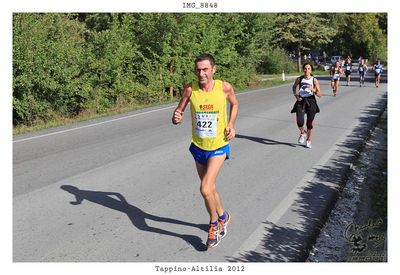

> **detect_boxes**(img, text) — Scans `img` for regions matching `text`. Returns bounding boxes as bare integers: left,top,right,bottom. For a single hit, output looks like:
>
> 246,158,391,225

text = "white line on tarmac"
13,84,292,144
13,105,176,143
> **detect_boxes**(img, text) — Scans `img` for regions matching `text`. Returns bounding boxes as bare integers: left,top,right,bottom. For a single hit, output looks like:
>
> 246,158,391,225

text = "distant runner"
172,54,238,248
344,56,353,86
372,60,383,88
358,59,369,87
338,57,344,69
330,61,343,96
291,63,322,149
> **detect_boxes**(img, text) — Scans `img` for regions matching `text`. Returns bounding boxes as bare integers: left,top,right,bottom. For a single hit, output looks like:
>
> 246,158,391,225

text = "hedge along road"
13,70,387,262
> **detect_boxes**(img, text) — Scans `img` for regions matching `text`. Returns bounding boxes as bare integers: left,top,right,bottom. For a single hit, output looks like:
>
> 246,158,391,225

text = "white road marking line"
13,84,292,144
13,105,176,143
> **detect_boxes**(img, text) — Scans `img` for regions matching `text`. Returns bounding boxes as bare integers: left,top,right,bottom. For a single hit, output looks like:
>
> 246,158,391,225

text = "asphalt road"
13,70,387,262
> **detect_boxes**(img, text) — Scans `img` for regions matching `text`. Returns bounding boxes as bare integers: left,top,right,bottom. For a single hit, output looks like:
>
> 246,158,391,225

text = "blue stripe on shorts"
189,143,230,166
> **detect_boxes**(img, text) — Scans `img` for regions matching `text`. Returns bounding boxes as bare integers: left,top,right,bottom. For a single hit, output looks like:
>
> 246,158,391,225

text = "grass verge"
13,99,179,136
13,72,328,136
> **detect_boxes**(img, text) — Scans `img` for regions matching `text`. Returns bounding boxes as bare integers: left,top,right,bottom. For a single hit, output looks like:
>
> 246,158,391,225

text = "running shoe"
298,132,307,144
306,140,312,148
218,211,231,238
206,223,221,248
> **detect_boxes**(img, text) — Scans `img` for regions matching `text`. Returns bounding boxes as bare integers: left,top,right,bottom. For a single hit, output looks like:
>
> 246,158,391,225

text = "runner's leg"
196,155,226,223
306,103,317,140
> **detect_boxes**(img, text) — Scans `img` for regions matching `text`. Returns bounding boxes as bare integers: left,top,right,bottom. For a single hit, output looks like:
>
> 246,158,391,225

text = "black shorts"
345,70,351,76
290,96,320,129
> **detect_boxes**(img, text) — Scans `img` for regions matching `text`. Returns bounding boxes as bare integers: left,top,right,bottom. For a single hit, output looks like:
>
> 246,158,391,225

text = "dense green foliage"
322,13,388,62
13,13,387,126
271,13,337,72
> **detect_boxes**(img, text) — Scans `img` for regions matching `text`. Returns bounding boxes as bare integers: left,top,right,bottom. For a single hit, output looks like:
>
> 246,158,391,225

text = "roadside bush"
13,13,386,129
13,13,89,125
257,48,297,74
13,93,51,126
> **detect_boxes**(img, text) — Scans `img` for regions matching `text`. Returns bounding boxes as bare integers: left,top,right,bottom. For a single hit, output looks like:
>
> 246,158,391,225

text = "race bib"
376,68,381,73
347,66,351,70
194,113,217,138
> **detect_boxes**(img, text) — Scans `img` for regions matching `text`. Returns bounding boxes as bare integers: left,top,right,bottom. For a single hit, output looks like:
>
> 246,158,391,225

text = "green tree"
271,13,337,72
346,13,387,62
322,13,387,62
13,13,90,125
319,13,348,56
15,13,386,129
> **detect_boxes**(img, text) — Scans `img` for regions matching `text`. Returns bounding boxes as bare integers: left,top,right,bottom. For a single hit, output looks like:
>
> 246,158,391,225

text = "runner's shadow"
60,185,208,251
236,134,300,147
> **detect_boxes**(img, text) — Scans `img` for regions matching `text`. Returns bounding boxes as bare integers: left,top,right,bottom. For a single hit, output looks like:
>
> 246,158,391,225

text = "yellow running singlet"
190,80,228,151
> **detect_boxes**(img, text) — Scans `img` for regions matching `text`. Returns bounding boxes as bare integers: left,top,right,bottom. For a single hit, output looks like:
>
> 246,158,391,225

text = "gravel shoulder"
307,109,387,262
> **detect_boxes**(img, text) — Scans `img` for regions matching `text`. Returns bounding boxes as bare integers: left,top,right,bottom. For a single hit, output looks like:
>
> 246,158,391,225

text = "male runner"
330,61,343,96
344,56,353,86
372,60,383,87
338,57,344,69
358,59,369,87
172,54,239,248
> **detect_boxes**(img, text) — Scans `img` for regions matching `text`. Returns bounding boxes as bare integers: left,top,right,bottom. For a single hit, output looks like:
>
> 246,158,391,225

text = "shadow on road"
60,185,208,251
235,134,301,148
227,93,387,262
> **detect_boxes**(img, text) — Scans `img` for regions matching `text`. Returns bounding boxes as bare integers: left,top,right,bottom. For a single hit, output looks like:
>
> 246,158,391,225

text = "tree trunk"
297,44,302,73
159,67,163,102
169,62,174,100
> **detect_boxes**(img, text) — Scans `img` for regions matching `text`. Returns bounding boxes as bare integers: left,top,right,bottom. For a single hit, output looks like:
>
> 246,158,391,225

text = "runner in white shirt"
291,63,322,149
330,61,343,97
344,56,353,86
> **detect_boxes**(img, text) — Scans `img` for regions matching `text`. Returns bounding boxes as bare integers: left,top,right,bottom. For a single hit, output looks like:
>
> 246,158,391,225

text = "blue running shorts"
189,143,230,166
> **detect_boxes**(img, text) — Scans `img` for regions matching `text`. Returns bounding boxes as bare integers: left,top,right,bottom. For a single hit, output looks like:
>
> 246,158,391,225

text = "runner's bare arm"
172,83,192,124
314,78,322,97
223,81,238,140
292,77,302,101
